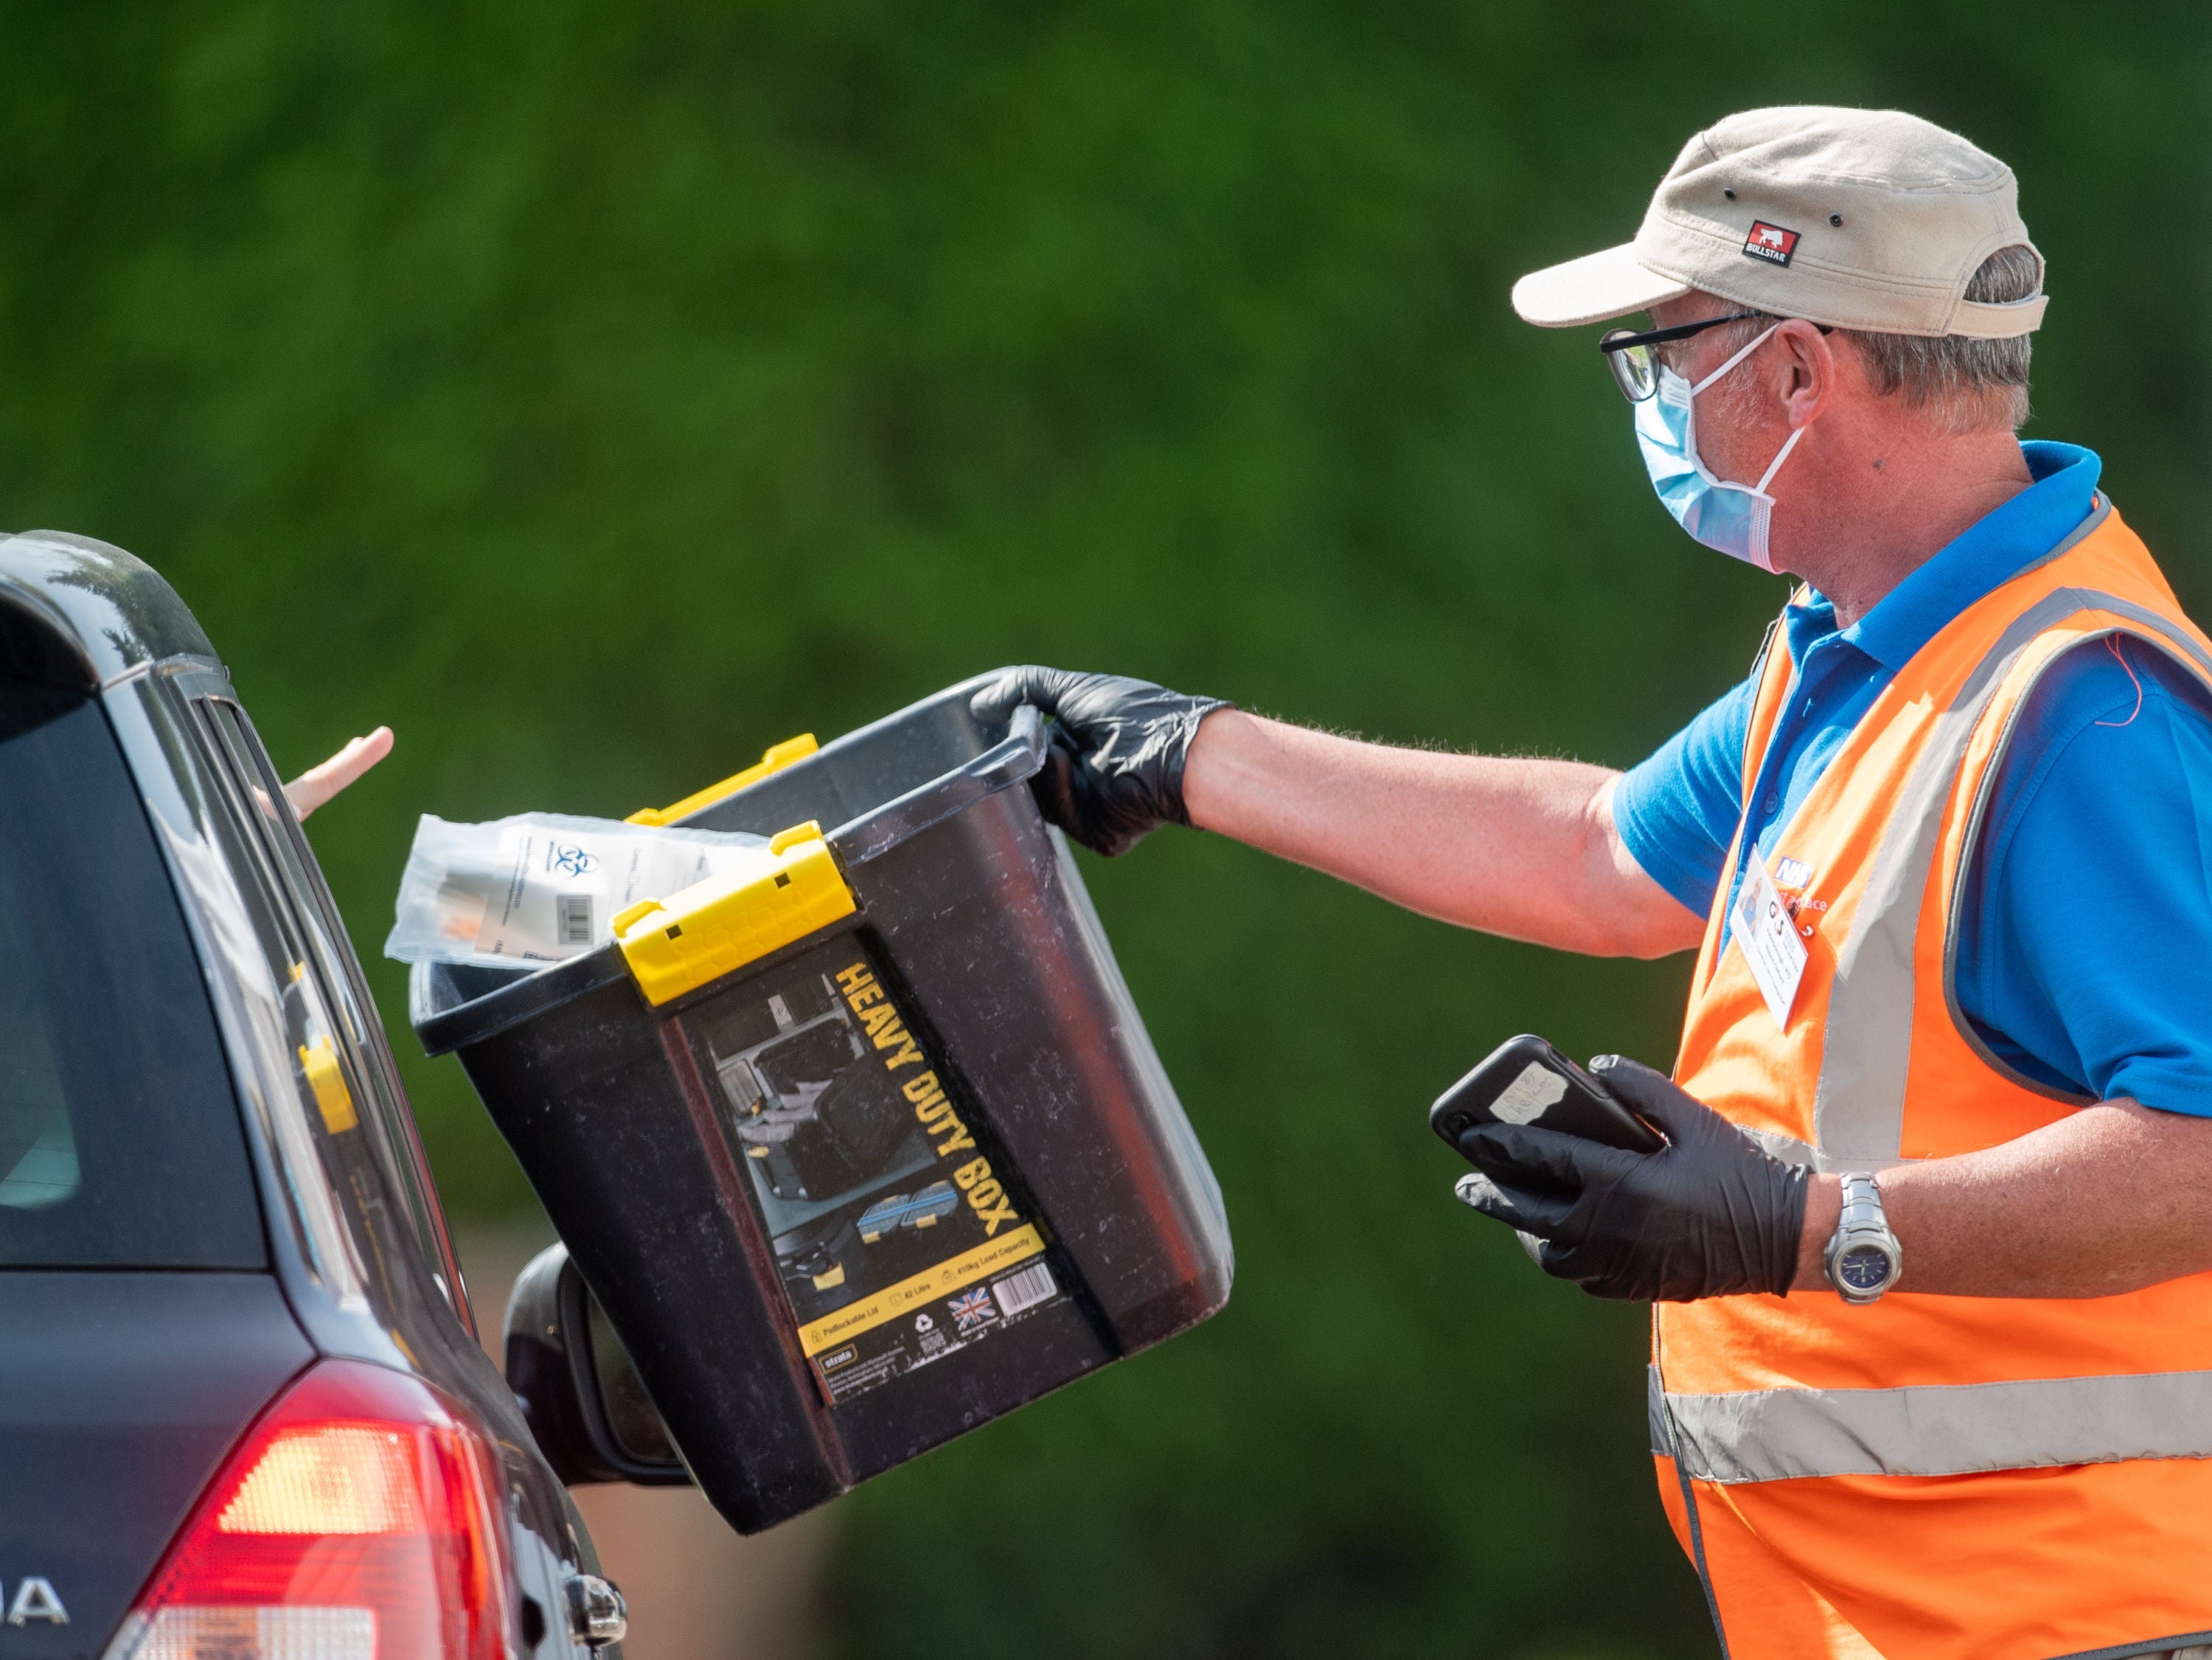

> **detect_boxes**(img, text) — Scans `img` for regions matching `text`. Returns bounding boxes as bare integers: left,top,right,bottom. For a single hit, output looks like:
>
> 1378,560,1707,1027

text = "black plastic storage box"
411,676,1233,1532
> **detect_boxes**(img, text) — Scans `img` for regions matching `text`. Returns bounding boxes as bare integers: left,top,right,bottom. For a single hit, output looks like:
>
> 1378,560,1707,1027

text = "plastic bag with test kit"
384,812,773,967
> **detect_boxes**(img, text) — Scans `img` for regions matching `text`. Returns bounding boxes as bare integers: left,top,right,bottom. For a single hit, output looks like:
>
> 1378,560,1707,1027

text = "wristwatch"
1823,1171,1903,1304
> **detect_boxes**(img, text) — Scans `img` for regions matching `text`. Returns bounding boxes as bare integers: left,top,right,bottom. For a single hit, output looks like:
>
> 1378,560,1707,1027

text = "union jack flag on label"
949,1286,998,1334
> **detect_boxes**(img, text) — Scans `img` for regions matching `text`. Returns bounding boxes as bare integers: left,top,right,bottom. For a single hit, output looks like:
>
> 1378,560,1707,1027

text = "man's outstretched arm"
972,669,1704,962
1183,709,1703,960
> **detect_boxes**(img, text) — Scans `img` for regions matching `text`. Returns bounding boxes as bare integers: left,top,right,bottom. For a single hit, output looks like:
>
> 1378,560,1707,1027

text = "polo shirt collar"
1824,442,2104,671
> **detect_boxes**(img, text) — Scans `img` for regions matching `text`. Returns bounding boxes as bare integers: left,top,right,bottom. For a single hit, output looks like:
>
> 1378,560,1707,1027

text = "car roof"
0,531,220,690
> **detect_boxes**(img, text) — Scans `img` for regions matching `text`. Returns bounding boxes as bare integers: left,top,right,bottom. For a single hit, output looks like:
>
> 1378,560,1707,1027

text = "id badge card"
1732,845,1809,1033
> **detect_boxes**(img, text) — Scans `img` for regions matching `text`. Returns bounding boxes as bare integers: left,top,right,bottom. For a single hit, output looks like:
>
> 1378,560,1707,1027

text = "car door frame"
99,653,613,1656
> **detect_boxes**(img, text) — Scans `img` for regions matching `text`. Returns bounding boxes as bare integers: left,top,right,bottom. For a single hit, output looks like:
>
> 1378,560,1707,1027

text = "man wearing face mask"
975,107,2212,1656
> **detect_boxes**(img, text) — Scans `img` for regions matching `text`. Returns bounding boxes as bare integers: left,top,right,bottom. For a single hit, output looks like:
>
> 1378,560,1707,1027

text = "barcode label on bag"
990,1260,1057,1317
556,893,594,946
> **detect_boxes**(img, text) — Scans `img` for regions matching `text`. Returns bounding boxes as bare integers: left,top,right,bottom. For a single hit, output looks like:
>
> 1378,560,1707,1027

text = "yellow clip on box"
626,734,819,829
611,820,858,1007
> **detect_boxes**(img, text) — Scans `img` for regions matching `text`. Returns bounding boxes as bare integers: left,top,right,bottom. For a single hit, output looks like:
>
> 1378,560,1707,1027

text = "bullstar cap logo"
1743,221,1800,267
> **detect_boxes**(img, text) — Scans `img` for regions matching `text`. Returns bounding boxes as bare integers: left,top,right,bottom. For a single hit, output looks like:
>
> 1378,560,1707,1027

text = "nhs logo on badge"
1773,856,1815,890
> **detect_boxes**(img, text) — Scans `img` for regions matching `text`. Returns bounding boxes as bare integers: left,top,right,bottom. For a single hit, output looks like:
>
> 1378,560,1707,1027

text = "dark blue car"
0,531,643,1660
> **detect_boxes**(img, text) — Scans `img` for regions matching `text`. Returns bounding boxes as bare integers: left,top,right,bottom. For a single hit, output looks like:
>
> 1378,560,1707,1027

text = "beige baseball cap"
1512,106,2046,340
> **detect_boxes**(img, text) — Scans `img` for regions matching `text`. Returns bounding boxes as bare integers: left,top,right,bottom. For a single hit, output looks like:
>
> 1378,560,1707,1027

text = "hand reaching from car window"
284,726,394,821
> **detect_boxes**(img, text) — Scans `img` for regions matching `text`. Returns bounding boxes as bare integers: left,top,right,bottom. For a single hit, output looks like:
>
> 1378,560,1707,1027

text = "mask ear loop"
1684,321,1809,575
1753,424,1804,494
1688,321,1810,496
1742,424,1805,573
1688,324,1781,397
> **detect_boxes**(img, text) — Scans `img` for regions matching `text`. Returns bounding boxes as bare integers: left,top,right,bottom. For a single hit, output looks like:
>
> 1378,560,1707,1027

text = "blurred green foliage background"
1,1,2205,1653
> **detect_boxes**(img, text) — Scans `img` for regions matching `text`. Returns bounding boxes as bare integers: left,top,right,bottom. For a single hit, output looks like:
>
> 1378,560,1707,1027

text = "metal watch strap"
1826,1170,1902,1304
1837,1171,1882,1228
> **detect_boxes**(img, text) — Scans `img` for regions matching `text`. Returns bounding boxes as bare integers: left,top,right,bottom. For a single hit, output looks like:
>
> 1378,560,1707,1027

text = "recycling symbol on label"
914,1314,934,1333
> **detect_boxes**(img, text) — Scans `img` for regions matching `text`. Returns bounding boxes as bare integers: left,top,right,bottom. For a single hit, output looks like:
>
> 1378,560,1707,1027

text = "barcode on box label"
990,1260,1057,1317
556,894,594,946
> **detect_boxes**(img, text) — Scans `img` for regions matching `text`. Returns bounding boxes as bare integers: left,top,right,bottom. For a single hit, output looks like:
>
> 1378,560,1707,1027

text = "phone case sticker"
1492,1061,1569,1126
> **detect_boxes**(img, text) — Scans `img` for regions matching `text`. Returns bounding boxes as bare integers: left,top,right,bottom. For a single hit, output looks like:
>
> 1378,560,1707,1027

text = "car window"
189,698,471,1326
0,680,265,1269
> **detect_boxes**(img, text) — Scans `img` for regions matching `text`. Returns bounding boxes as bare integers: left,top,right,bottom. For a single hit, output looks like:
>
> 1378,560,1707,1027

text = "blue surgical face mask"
1632,323,1806,573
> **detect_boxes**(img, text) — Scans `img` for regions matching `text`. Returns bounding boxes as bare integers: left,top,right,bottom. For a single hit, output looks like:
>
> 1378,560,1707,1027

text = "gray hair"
1846,245,2039,433
1696,245,2039,433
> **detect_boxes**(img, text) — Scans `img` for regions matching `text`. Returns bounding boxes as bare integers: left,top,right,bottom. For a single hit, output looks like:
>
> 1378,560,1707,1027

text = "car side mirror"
505,1241,692,1487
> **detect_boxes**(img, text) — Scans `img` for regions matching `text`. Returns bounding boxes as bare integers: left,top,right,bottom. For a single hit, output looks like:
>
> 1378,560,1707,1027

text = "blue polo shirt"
1615,442,2212,1117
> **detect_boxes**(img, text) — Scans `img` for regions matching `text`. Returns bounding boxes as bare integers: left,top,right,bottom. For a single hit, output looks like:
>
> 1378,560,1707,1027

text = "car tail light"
103,1361,515,1660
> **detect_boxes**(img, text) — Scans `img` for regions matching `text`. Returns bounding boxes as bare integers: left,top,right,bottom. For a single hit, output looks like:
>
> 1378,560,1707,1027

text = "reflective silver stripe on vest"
1740,1124,1913,1173
1807,583,2212,1168
1649,1364,2212,1484
1941,599,2212,1106
1739,1125,1820,1168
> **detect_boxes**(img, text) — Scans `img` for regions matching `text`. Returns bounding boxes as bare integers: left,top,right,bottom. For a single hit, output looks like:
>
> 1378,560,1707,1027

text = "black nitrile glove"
1452,1056,1807,1302
971,667,1232,857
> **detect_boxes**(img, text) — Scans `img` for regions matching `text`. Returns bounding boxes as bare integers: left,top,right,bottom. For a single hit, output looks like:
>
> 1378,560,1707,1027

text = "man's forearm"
1790,1099,2212,1297
1180,709,1701,958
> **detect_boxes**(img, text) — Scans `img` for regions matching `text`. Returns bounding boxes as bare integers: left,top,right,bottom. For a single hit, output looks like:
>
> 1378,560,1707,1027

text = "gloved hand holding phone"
1451,1055,1809,1302
970,667,1232,857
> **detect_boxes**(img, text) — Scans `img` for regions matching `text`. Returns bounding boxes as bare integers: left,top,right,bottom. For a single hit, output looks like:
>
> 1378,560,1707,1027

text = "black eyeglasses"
1598,312,1761,402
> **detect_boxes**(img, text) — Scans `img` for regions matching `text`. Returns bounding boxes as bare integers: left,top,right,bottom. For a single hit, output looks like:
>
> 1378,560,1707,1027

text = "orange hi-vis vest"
1650,502,2212,1660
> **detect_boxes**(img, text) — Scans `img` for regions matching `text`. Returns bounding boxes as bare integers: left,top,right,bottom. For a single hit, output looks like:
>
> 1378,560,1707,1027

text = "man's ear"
1773,319,1832,430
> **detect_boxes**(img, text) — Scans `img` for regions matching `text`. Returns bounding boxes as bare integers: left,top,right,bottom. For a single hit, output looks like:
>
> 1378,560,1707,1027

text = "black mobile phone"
1429,1034,1666,1159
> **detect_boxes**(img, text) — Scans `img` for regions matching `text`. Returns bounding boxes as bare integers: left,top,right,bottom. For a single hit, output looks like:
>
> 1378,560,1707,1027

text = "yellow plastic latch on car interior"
611,820,857,1006
298,1035,358,1134
625,734,819,828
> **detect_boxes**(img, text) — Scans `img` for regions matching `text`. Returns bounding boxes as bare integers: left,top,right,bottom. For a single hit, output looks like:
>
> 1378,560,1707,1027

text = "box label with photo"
678,934,1080,1404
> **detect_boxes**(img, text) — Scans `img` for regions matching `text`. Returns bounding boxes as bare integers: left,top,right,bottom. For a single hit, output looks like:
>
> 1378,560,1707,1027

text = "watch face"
1838,1243,1893,1293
